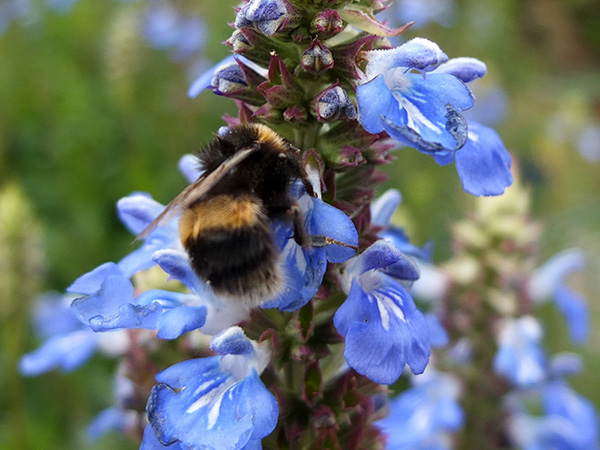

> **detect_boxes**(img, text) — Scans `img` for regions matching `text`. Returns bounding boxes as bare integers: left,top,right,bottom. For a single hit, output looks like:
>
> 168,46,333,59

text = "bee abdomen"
186,226,281,302
179,195,282,304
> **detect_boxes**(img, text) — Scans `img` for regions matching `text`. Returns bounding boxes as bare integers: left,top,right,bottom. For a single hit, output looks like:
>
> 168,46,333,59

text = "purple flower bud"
312,84,357,122
311,10,344,39
235,0,299,36
210,60,266,105
302,40,334,75
227,29,252,54
210,62,247,94
226,28,278,67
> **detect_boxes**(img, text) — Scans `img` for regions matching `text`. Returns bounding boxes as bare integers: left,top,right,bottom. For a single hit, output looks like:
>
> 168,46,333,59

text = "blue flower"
19,293,129,376
69,261,217,339
493,316,547,388
377,370,463,449
144,327,278,450
334,240,429,384
527,249,589,344
507,381,599,450
358,42,513,196
357,38,472,155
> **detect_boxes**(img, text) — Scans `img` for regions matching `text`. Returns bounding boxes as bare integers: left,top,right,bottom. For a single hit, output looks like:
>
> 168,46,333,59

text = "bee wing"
135,144,259,241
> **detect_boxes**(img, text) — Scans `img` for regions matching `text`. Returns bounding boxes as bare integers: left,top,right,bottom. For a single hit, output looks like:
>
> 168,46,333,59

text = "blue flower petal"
433,57,487,83
67,262,124,295
71,274,135,323
263,241,327,312
493,317,546,388
381,226,433,261
88,408,137,441
377,371,463,448
334,275,430,384
116,192,164,235
88,302,163,333
549,353,583,378
332,280,372,336
115,193,182,276
211,326,255,356
542,382,599,449
19,329,98,375
307,197,358,263
153,249,205,294
426,313,449,348
346,240,416,279
178,154,202,183
147,359,277,449
528,249,585,301
118,245,160,278
141,423,185,450
241,440,263,450
32,292,82,339
156,305,207,340
356,74,407,134
554,284,588,344
454,122,513,196
370,189,402,227
364,38,448,79
381,72,474,154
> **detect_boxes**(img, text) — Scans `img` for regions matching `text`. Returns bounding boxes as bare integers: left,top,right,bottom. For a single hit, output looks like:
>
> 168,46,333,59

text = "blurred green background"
0,0,599,448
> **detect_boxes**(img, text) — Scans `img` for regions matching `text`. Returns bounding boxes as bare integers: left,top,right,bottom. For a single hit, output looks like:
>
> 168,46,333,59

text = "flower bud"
312,84,356,122
210,61,265,105
311,10,344,39
227,29,251,54
235,0,300,36
226,28,279,67
302,40,334,75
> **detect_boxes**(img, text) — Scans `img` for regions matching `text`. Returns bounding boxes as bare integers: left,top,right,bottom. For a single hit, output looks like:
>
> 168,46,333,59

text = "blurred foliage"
1,0,599,448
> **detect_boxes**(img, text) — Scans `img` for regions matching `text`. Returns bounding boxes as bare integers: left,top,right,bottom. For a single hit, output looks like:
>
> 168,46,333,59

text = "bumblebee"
138,124,331,305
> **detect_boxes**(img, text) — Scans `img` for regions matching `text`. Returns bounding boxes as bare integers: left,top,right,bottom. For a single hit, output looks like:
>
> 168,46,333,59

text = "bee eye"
278,153,287,159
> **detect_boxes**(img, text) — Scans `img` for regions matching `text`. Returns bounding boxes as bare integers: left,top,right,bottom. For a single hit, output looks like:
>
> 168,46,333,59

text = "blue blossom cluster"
21,158,437,448
19,0,595,448
194,39,512,197
403,183,598,448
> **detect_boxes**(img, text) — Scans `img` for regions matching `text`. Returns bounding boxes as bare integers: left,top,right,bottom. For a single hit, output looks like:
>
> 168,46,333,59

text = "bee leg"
302,177,317,198
290,204,310,247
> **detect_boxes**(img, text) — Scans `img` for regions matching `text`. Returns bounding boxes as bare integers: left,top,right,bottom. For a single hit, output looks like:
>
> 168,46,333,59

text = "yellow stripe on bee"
255,124,285,148
179,195,264,243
